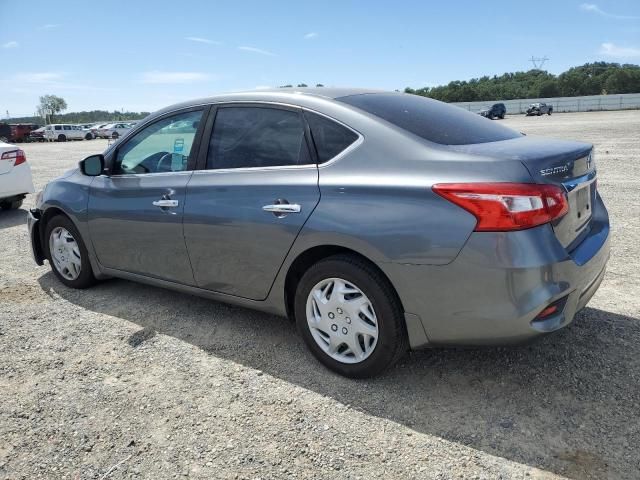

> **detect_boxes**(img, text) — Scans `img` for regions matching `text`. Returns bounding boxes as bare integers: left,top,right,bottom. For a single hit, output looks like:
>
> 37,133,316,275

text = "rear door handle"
262,204,301,214
153,199,179,208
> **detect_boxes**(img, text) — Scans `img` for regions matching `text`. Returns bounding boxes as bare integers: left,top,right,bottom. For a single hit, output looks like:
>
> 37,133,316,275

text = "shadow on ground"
38,272,639,479
0,208,27,230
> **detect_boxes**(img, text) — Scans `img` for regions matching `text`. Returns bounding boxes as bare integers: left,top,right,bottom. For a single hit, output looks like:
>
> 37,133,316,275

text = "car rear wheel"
45,215,96,289
294,254,407,378
112,132,119,139
58,134,67,142
85,133,93,140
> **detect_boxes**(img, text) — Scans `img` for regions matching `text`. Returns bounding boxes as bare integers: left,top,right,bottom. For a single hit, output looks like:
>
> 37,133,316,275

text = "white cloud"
15,72,64,83
140,71,211,84
303,32,318,39
238,46,276,56
2,41,18,49
185,36,221,45
599,42,640,58
40,24,61,29
580,3,639,20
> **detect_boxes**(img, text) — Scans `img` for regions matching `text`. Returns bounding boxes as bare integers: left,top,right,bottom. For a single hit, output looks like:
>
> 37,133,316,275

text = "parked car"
77,124,97,140
0,123,11,143
479,103,506,119
28,127,47,142
98,122,133,139
44,124,87,142
0,141,35,210
27,88,610,378
526,102,553,116
9,124,41,143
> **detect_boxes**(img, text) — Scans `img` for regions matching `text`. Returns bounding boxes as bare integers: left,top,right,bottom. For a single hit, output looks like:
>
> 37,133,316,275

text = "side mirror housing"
79,154,105,176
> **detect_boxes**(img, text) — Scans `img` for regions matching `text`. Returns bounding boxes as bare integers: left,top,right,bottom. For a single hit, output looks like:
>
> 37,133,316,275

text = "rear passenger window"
54,126,61,130
304,111,359,163
207,107,310,169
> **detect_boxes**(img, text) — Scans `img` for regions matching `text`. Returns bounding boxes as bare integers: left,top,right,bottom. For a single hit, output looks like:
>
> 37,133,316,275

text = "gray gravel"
1,110,639,479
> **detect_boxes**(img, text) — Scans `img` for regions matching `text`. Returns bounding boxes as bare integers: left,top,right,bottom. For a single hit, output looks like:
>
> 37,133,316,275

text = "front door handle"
153,199,179,208
262,204,301,214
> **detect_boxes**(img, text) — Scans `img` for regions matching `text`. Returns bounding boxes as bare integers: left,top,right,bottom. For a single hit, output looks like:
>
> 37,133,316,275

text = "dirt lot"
1,110,639,479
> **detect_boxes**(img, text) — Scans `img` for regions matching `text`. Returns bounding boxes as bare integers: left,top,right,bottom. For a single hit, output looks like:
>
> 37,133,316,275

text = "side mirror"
79,154,105,176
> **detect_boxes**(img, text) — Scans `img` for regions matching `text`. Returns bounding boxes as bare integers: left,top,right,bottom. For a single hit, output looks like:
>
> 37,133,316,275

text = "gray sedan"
27,88,610,378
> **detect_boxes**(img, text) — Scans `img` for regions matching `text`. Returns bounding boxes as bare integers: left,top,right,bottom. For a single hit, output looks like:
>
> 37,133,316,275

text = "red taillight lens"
1,149,26,166
432,182,568,231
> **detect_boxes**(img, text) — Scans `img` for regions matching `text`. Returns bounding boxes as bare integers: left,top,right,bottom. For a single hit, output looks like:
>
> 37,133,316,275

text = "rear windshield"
337,93,521,145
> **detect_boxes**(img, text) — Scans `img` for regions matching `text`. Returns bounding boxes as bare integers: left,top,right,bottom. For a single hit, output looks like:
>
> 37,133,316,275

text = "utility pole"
529,56,549,69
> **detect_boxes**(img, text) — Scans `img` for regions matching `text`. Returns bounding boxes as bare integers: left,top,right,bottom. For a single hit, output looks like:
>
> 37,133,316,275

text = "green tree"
38,95,68,123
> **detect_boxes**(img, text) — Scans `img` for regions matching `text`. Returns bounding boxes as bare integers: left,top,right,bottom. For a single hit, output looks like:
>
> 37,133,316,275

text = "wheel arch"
282,244,406,323
38,205,106,279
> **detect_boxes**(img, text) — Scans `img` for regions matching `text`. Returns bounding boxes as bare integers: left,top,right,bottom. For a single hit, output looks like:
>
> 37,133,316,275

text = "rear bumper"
383,193,610,348
0,163,35,200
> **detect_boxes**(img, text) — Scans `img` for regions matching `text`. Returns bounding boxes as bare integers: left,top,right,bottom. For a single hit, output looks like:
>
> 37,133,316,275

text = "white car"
0,142,35,210
77,124,97,140
44,124,87,142
98,122,133,139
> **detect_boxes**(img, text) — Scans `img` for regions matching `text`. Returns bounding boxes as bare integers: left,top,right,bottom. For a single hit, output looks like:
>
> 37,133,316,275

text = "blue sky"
1,0,639,117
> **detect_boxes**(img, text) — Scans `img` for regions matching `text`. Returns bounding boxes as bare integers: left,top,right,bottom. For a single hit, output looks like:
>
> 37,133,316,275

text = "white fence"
452,93,640,115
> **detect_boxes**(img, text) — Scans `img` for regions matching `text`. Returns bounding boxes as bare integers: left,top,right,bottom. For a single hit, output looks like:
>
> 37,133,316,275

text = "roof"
150,88,394,118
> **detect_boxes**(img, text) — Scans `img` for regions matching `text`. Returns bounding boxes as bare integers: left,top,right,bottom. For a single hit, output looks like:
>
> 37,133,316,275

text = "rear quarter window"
337,93,521,145
304,111,359,163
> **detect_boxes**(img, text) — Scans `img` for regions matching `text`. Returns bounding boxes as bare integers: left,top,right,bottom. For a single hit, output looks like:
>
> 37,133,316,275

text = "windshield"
337,93,521,145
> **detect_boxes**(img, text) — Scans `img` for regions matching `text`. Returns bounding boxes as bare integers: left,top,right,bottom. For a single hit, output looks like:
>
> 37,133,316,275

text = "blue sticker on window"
173,138,184,153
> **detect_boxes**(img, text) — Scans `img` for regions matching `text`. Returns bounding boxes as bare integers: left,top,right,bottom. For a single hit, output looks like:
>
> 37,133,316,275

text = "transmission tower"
529,56,549,69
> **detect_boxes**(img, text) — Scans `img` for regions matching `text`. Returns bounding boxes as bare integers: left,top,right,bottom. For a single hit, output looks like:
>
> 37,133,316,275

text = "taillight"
1,149,26,166
432,182,568,231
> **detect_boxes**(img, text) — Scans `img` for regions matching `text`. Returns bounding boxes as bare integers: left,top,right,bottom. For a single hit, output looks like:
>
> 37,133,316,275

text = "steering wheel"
156,152,174,172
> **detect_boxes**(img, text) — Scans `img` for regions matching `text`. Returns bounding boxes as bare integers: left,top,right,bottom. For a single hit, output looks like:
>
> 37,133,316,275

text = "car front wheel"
294,254,407,378
45,215,96,289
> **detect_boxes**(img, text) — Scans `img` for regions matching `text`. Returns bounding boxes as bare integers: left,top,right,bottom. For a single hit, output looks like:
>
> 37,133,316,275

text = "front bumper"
383,193,610,348
27,208,45,265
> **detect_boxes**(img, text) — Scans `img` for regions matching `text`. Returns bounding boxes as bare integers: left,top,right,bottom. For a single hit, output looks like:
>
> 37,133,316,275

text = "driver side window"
114,110,203,175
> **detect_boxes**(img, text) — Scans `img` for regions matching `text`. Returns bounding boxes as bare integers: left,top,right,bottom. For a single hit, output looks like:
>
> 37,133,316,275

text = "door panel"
87,107,207,284
88,173,195,284
184,167,320,300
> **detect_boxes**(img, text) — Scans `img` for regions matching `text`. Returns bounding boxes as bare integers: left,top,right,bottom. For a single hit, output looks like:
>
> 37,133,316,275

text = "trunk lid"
449,136,596,250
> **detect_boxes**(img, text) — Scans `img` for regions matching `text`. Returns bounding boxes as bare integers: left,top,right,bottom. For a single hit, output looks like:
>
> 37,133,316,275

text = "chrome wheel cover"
49,227,82,281
306,277,379,364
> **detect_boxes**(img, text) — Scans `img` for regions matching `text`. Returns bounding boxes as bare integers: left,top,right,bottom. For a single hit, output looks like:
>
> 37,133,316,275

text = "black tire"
294,254,408,378
548,110,552,115
500,113,505,119
112,132,119,139
58,134,67,142
85,133,93,140
44,215,97,289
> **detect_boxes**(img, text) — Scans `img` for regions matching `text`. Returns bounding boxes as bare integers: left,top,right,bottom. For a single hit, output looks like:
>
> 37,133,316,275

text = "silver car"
27,89,610,378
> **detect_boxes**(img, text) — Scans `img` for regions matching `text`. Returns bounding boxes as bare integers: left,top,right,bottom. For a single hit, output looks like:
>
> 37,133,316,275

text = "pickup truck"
526,102,553,116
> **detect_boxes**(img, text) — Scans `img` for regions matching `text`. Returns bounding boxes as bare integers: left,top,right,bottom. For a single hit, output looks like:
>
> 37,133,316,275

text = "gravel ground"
1,110,639,480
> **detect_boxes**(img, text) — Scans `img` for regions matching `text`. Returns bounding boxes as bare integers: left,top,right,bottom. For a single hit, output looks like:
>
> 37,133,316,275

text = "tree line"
405,62,640,102
5,62,639,125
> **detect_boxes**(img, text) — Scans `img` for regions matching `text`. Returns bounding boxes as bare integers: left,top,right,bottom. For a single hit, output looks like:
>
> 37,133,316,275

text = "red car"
9,124,41,143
